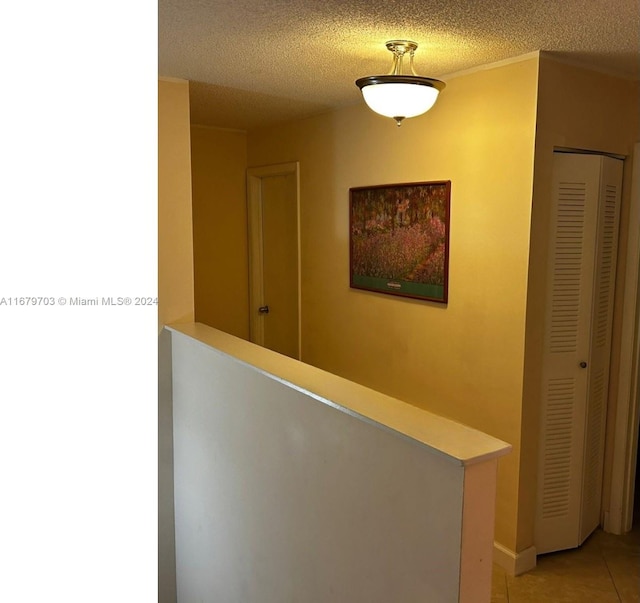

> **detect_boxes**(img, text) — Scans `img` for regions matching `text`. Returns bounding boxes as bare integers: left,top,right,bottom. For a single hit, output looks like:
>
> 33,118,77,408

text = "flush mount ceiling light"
356,40,445,127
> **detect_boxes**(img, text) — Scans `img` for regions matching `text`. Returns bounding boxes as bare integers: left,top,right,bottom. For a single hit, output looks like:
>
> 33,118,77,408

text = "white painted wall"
169,324,510,602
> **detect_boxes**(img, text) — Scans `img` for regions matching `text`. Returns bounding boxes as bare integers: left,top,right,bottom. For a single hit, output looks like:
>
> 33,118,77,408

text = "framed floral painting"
349,181,451,303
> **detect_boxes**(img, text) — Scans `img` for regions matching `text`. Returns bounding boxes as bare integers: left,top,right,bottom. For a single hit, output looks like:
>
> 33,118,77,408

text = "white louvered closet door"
535,153,623,555
579,157,623,541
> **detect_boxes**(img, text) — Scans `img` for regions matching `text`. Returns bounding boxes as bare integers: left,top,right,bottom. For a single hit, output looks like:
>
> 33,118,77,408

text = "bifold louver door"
535,152,623,555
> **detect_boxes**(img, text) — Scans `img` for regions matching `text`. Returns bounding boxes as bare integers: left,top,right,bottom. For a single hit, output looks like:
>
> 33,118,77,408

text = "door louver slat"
549,183,586,354
583,369,605,512
541,377,575,519
595,185,618,348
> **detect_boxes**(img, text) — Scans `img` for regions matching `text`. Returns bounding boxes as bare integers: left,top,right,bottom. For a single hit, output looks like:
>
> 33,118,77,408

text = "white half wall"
168,323,511,603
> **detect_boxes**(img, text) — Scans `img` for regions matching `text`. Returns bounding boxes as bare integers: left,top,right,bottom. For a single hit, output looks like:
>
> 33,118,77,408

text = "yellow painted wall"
191,126,249,339
158,78,195,329
248,58,540,551
169,53,639,572
521,57,640,552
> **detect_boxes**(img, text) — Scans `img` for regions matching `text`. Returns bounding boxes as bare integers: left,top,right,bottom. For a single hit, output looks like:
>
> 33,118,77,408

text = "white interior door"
580,155,623,540
536,152,622,554
247,163,301,360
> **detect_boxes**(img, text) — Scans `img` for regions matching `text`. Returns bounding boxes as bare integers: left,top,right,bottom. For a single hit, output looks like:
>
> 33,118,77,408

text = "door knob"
579,361,587,368
258,305,270,314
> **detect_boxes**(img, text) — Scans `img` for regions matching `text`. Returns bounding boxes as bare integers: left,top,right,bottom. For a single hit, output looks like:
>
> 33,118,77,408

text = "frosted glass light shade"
361,81,440,118
356,75,445,125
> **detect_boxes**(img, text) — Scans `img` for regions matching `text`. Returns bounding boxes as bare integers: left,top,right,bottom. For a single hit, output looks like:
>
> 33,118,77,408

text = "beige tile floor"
491,525,640,602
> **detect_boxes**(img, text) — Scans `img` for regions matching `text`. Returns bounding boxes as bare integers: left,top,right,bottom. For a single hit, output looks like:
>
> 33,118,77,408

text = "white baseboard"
493,542,537,576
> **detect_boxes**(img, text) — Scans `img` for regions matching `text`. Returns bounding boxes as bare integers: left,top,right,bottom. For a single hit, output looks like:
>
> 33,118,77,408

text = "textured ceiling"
159,0,640,129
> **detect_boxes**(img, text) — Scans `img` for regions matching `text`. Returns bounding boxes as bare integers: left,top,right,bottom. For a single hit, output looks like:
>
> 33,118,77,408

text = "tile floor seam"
599,539,623,603
492,527,639,602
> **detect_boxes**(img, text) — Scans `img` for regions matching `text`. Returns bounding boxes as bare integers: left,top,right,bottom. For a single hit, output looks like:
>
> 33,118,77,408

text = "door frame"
246,162,301,359
605,142,640,533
